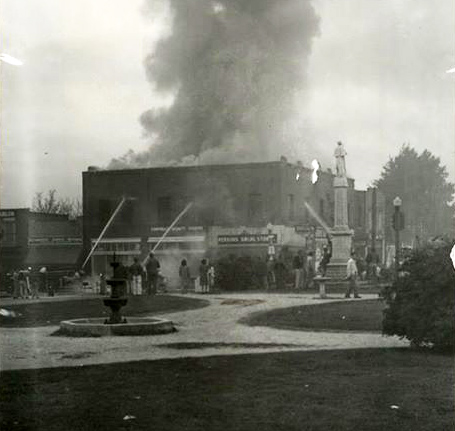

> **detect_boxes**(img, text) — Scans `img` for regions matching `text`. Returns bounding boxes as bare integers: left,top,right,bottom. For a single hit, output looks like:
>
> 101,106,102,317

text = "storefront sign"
218,233,277,245
150,226,204,234
29,237,82,245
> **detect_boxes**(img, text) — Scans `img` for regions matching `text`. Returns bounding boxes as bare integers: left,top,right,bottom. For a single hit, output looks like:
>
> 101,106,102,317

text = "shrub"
215,255,256,291
382,238,455,351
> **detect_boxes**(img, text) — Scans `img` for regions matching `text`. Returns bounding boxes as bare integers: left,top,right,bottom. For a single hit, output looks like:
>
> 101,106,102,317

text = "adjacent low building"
0,209,83,287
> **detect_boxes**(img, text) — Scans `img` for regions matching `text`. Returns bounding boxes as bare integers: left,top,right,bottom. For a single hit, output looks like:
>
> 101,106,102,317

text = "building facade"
82,160,383,284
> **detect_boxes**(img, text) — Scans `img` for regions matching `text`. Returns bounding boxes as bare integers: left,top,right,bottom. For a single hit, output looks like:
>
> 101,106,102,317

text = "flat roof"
82,160,327,177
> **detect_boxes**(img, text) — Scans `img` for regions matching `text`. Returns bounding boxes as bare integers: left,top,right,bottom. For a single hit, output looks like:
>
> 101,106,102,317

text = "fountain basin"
59,317,175,337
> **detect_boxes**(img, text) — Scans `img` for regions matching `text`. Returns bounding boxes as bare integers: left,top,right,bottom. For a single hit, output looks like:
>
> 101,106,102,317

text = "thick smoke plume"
109,0,320,169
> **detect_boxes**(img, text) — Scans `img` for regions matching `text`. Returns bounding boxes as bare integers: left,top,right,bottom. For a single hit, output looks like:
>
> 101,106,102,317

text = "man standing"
274,254,287,290
292,251,304,290
129,257,144,295
305,252,315,289
266,256,275,290
345,252,361,298
145,252,160,295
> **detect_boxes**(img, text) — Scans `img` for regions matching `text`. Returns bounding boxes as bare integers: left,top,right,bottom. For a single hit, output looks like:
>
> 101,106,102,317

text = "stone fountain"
103,256,128,324
59,256,175,337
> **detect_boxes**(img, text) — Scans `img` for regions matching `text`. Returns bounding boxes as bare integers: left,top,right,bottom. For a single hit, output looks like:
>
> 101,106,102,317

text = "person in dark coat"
12,270,21,299
319,242,332,277
274,255,287,290
145,252,160,295
179,259,192,293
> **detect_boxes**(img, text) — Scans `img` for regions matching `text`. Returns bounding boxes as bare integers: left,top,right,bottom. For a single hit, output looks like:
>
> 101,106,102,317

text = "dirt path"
0,293,408,371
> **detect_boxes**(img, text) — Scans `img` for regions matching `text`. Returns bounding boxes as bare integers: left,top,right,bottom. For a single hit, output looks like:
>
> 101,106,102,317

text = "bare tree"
32,189,82,218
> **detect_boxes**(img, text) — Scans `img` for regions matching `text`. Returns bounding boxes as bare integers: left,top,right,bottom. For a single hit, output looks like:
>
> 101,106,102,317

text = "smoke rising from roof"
109,0,320,169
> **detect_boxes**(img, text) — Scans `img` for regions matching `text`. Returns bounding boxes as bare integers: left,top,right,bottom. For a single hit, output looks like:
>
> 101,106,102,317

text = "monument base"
325,261,348,280
326,228,353,280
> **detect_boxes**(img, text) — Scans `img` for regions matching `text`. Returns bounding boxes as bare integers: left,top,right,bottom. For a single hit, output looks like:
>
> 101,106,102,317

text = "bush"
215,255,253,291
382,238,455,351
215,255,267,291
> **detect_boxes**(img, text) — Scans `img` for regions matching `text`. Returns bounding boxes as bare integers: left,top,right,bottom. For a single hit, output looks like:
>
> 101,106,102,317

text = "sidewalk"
0,292,409,371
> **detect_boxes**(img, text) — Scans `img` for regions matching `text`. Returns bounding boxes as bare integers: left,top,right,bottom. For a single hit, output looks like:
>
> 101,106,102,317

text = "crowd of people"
97,252,216,296
10,266,54,299
7,245,385,299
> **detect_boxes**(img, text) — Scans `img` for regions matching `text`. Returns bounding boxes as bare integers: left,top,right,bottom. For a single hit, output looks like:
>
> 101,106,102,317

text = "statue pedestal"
327,174,352,279
326,229,352,279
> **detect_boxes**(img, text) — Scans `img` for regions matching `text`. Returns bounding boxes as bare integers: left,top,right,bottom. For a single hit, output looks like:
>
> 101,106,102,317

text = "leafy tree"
374,145,455,244
382,238,455,351
32,189,82,219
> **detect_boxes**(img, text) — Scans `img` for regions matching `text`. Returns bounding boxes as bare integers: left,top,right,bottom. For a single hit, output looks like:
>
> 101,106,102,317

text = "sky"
1,0,454,208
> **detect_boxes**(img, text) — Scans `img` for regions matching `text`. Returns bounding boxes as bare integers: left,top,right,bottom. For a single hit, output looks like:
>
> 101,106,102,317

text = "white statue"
334,141,347,177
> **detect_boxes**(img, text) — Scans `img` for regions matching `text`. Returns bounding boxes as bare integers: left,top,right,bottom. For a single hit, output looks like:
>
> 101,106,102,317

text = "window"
1,219,16,246
120,200,134,223
303,205,309,224
248,193,263,223
319,199,325,218
288,194,295,220
98,199,112,225
356,205,363,227
157,196,172,225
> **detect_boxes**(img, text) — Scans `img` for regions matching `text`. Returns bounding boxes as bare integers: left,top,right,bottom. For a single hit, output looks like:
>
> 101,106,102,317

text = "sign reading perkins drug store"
218,233,277,245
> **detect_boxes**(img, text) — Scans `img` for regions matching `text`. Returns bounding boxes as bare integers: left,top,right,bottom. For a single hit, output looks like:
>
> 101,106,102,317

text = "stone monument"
326,141,353,278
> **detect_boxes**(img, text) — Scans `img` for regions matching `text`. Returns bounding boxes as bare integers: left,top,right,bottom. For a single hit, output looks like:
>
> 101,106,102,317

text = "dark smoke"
109,0,320,169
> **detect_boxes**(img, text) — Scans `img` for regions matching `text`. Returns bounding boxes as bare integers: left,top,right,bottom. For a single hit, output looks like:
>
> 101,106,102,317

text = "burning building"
82,158,382,284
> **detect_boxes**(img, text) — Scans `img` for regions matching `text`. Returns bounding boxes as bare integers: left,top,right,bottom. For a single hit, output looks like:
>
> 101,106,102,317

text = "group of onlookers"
11,267,53,299
278,242,332,291
98,253,162,296
93,245,382,296
98,253,216,296
179,258,215,293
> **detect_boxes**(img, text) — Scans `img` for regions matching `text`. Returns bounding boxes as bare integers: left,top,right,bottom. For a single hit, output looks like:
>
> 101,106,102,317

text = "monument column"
326,142,353,279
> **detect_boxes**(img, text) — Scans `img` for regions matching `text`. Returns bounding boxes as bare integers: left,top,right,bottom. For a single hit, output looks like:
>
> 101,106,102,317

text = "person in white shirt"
345,252,361,299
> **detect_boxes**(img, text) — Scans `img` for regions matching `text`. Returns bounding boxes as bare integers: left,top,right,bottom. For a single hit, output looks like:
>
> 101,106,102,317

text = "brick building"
82,159,383,283
0,209,83,286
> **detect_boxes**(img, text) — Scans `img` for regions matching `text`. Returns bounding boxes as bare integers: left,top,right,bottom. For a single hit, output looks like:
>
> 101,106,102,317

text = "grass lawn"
1,349,453,431
241,299,386,332
0,295,209,328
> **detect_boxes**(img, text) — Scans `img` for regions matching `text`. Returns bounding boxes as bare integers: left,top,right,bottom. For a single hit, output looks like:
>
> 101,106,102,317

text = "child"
199,259,209,294
179,259,192,293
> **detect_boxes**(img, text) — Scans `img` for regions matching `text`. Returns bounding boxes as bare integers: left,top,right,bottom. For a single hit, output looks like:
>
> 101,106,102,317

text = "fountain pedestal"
103,260,128,324
313,275,331,299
